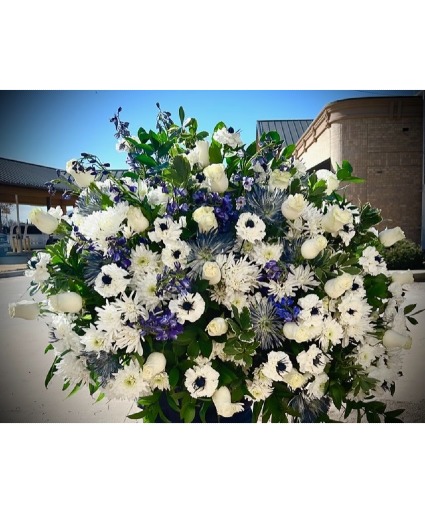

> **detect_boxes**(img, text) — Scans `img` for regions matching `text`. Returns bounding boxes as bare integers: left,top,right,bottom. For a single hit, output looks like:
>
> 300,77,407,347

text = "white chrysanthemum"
95,301,122,336
113,291,149,324
76,202,129,250
49,314,81,354
55,352,91,387
301,204,324,237
307,372,329,399
129,244,162,276
282,369,312,390
262,351,293,382
107,361,151,401
148,216,186,244
366,355,401,385
80,324,112,354
147,186,170,208
150,372,170,391
342,317,373,346
94,263,130,298
235,212,266,243
354,342,384,369
267,279,297,299
169,292,205,323
161,240,191,269
358,246,387,276
318,318,344,351
133,272,161,310
114,325,143,354
296,344,329,375
287,264,320,292
25,252,51,283
250,242,283,265
339,227,356,246
184,364,219,398
246,379,274,401
216,253,260,296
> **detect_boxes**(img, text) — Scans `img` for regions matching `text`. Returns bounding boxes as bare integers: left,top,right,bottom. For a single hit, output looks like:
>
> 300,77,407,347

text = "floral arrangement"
9,104,422,423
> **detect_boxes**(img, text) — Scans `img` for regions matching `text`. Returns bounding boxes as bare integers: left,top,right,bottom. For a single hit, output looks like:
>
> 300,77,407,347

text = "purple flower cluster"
156,266,191,298
271,296,300,322
106,237,132,269
139,308,184,341
262,260,284,281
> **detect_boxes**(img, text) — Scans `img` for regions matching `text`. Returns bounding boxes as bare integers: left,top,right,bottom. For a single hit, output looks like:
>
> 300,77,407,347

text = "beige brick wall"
296,97,423,244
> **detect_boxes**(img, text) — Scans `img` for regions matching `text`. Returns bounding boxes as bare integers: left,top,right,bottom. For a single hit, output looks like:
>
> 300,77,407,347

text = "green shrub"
382,239,425,270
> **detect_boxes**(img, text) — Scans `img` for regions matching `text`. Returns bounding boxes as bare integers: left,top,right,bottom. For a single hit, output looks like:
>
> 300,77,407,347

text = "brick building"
292,95,424,245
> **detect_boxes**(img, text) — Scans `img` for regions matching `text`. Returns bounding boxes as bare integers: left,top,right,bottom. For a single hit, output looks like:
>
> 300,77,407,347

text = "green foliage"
381,239,424,270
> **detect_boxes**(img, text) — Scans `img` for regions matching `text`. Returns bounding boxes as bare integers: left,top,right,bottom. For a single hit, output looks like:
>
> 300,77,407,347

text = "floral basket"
9,104,421,423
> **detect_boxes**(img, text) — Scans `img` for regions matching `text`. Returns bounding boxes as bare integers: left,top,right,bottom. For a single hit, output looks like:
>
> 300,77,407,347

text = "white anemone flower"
94,264,130,298
262,351,293,382
184,364,219,398
169,293,205,323
296,344,329,375
235,212,266,243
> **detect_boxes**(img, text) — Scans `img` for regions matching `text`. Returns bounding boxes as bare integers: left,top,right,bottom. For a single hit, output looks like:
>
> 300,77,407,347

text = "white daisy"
354,342,384,369
235,212,266,243
296,344,329,375
318,318,343,351
95,300,122,336
169,292,205,323
262,351,293,382
107,361,151,400
287,264,320,292
94,264,130,298
267,278,297,299
184,363,219,398
49,314,81,354
150,372,170,391
25,252,51,284
338,293,372,327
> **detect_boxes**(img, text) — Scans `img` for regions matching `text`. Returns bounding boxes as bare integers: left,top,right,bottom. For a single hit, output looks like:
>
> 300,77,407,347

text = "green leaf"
179,106,185,125
199,333,213,358
213,121,226,133
135,154,157,168
282,144,296,159
404,304,416,315
197,131,209,140
407,316,418,325
172,154,191,185
44,343,54,354
95,392,105,403
209,143,222,164
183,405,196,423
127,410,148,420
169,368,180,388
239,307,251,330
187,339,200,357
45,356,60,388
329,383,345,410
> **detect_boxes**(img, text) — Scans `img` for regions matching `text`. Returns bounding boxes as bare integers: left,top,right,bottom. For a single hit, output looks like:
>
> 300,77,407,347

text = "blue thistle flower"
244,184,286,225
84,251,107,285
250,297,286,349
288,393,330,423
187,229,234,277
75,189,104,216
82,351,121,387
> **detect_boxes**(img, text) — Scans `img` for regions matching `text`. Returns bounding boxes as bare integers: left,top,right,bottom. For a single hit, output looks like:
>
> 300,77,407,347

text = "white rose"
203,164,229,194
212,386,244,417
49,292,83,313
269,170,291,191
142,352,166,381
301,236,328,260
202,261,222,285
195,140,210,168
127,206,149,233
283,322,311,343
193,206,218,233
383,329,412,350
206,317,228,337
316,169,340,195
324,274,354,299
9,300,40,320
322,205,353,233
66,159,95,188
379,227,406,247
29,208,60,234
391,270,414,285
281,194,307,220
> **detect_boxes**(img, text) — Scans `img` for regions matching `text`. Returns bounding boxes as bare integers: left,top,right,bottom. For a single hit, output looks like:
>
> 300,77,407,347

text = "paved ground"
1,275,424,423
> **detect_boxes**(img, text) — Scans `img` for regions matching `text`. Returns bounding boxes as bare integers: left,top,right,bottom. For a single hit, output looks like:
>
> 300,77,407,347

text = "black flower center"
173,250,181,259
375,256,382,263
228,127,235,134
312,354,324,367
348,308,356,315
182,301,194,312
352,283,360,291
102,274,112,285
160,223,168,231
276,361,287,373
245,220,255,228
311,307,319,315
194,376,206,390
